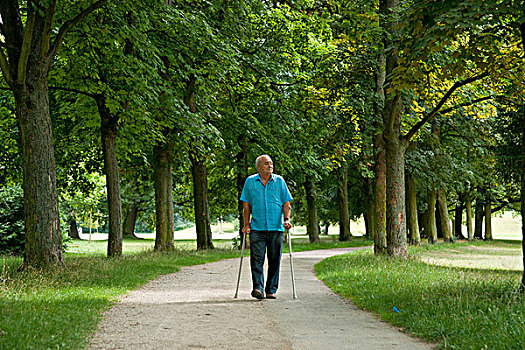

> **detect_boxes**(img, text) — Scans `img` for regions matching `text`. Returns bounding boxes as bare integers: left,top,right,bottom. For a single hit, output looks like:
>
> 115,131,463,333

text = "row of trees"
0,1,524,284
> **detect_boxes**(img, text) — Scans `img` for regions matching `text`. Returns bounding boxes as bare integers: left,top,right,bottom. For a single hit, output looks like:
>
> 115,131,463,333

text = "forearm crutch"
234,230,248,298
287,229,297,299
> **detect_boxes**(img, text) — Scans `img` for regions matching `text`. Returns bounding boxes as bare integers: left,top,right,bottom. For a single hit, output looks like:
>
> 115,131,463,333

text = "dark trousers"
249,230,284,294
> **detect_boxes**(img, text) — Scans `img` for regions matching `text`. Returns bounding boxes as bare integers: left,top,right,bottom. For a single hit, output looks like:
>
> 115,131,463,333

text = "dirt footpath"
89,247,433,349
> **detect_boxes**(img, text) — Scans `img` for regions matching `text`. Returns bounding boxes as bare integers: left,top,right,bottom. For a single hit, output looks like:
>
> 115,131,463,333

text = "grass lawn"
316,240,525,350
0,247,241,350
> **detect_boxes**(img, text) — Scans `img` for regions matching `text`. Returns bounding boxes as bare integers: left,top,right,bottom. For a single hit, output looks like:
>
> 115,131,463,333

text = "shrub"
0,185,25,255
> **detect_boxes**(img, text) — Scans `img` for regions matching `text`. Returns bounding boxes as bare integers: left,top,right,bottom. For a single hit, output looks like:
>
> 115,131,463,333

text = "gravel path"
89,247,434,349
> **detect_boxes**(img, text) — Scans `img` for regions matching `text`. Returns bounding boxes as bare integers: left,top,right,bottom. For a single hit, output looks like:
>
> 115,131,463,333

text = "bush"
0,185,25,255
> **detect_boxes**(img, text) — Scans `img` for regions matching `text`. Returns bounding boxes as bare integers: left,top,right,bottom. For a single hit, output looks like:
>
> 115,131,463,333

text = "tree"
372,0,525,256
52,0,164,257
0,0,106,268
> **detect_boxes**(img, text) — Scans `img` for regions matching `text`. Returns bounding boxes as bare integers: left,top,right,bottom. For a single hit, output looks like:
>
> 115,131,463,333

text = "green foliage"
493,106,525,187
0,185,24,255
0,94,20,186
317,244,525,349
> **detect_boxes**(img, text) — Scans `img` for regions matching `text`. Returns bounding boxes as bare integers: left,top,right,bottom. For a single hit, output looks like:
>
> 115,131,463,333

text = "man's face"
257,156,273,177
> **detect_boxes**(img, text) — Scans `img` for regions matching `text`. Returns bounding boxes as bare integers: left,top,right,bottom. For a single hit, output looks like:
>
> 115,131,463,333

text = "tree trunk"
97,97,123,258
12,62,64,268
337,166,351,241
426,188,438,244
406,168,420,245
154,143,175,251
364,177,375,240
380,0,407,258
454,196,466,239
236,135,249,249
68,215,80,239
184,75,212,250
437,188,453,242
384,118,407,257
190,152,214,250
373,133,387,254
372,7,387,253
323,222,330,235
474,195,484,239
123,203,139,238
484,192,493,241
465,198,474,240
304,178,320,243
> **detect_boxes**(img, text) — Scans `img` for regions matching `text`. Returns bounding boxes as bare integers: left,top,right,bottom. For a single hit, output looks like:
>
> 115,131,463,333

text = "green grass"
316,242,525,350
66,237,234,255
0,248,239,350
287,235,372,253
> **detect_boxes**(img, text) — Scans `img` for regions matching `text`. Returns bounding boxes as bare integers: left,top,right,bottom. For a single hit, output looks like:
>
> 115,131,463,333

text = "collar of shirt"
256,174,275,184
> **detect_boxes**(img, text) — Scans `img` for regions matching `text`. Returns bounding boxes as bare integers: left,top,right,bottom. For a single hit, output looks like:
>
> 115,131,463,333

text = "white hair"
256,155,271,168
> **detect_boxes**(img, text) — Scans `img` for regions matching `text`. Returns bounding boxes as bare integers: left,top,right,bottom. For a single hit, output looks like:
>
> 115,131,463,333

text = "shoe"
265,293,276,299
251,289,264,300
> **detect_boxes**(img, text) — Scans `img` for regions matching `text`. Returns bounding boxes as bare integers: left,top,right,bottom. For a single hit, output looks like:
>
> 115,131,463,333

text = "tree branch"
47,0,108,60
404,72,489,142
17,10,36,86
41,0,57,57
439,96,492,115
0,50,12,87
491,198,520,213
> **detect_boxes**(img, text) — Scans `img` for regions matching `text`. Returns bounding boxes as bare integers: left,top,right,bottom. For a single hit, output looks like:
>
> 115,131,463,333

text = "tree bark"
474,195,484,239
406,169,420,245
484,192,493,241
154,143,175,251
15,65,65,267
454,195,466,239
372,7,387,253
123,203,139,238
97,96,123,258
380,0,407,258
337,166,351,241
184,75,213,250
465,198,474,240
426,188,438,244
384,111,407,257
437,188,453,242
190,152,214,250
304,178,320,243
364,177,375,240
373,133,387,254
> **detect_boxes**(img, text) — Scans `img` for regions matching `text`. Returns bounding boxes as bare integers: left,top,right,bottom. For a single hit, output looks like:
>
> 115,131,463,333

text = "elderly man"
240,155,292,300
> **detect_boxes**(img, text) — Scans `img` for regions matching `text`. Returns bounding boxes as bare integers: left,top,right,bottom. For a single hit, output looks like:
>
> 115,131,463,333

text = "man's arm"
282,201,291,229
242,201,251,234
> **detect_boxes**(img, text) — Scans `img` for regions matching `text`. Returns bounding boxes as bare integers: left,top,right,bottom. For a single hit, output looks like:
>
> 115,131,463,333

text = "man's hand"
284,218,292,230
242,225,251,235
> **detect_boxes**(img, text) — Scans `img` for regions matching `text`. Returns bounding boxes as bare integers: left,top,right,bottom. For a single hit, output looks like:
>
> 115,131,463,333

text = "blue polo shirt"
240,173,293,232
